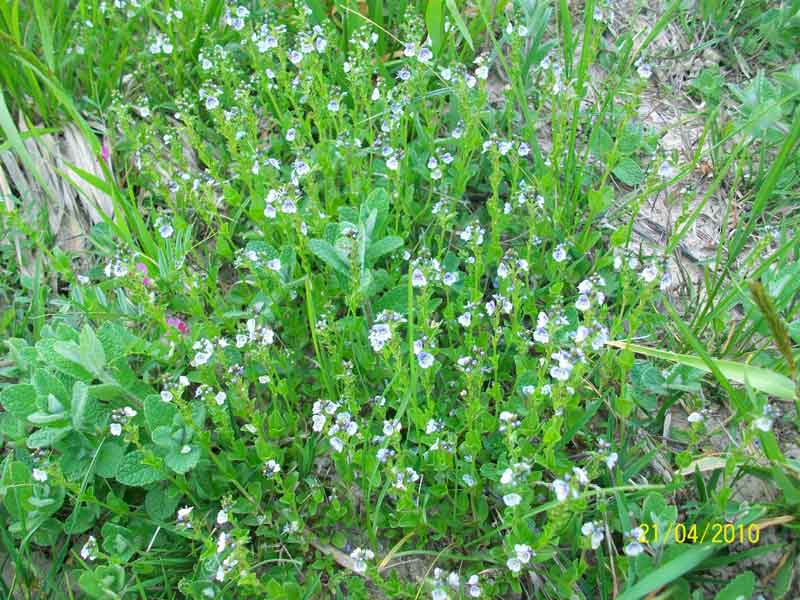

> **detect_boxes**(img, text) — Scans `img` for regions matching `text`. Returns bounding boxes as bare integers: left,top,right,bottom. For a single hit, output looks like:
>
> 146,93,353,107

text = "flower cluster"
311,400,359,453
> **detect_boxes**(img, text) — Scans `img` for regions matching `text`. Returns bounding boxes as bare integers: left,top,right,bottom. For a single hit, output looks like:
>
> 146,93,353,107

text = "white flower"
349,548,374,574
263,459,281,476
475,65,489,80
411,269,427,287
514,544,533,563
159,223,174,238
506,557,522,573
575,294,591,312
267,258,281,272
641,264,658,283
431,589,447,600
109,422,122,436
581,522,605,549
457,312,471,327
383,419,401,436
753,416,773,432
552,244,568,262
215,391,227,406
312,414,326,432
32,468,48,482
80,536,98,561
216,509,228,525
552,479,570,502
500,467,515,485
205,96,219,110
503,493,522,507
376,448,394,463
625,540,645,556
637,62,652,79
605,452,619,469
216,531,229,553
417,351,434,369
687,411,704,423
467,574,481,597
658,160,675,180
160,390,173,402
443,272,458,286
572,467,589,485
462,474,476,487
177,506,193,524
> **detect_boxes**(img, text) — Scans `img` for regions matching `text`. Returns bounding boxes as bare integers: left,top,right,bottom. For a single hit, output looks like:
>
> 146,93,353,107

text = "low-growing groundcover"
1,0,800,598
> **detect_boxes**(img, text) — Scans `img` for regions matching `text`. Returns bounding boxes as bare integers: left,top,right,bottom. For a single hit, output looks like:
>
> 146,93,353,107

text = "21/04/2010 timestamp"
638,522,760,545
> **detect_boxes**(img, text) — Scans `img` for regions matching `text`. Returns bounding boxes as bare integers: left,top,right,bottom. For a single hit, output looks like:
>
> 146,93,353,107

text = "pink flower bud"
166,316,188,335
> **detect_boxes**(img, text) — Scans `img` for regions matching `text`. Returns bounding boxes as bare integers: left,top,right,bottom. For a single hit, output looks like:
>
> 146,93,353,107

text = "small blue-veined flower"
581,521,605,549
417,351,434,369
349,548,375,574
263,459,281,477
624,528,645,556
412,269,427,287
641,264,658,283
80,536,98,561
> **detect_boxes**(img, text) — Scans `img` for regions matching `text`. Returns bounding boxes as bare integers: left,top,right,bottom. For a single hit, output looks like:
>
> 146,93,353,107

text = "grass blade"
607,341,797,402
617,545,717,600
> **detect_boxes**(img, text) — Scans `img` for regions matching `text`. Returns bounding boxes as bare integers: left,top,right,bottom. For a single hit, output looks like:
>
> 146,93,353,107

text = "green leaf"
713,571,755,600
144,394,177,431
32,369,69,405
589,126,613,156
116,451,165,487
41,337,93,381
425,0,444,55
64,503,100,534
27,426,71,449
79,565,126,598
366,236,403,266
70,381,89,431
95,442,125,478
617,545,717,600
445,0,474,50
145,485,182,521
608,341,797,401
2,460,33,522
612,158,644,185
165,446,201,474
31,517,62,547
308,239,350,277
101,522,140,562
79,324,106,375
0,384,37,420
789,320,800,344
152,425,179,449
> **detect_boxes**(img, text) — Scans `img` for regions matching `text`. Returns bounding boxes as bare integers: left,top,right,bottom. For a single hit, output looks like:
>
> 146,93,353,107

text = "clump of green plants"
1,0,799,599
